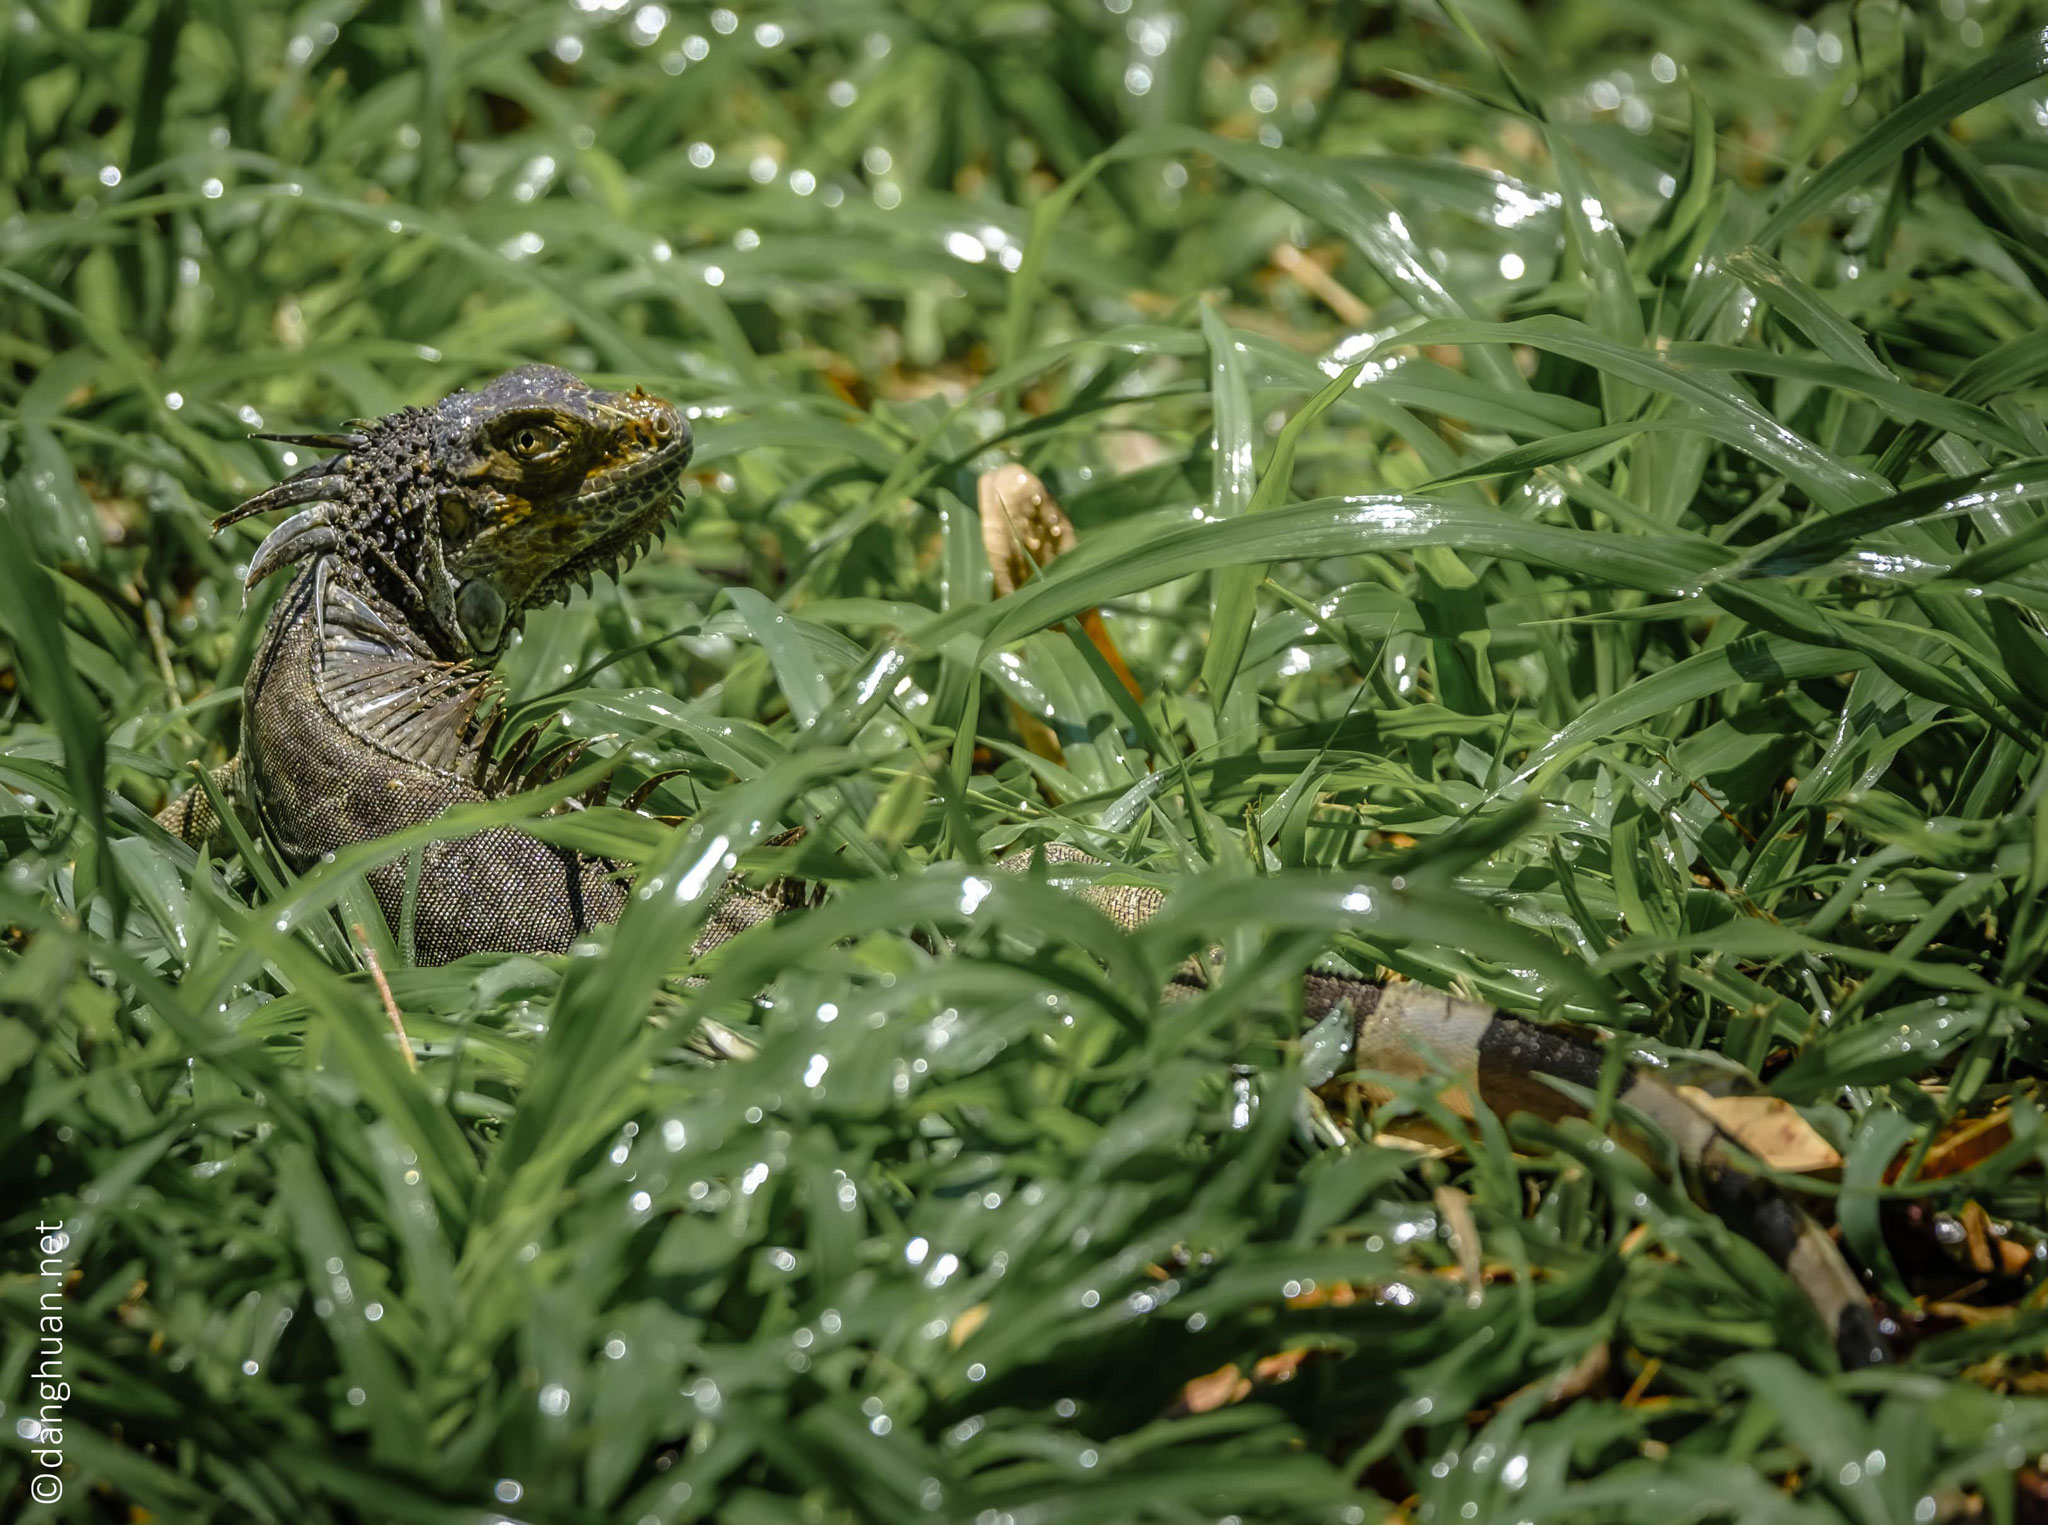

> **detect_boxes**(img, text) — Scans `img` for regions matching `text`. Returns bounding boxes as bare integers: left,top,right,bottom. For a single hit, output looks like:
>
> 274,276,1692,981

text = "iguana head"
222,364,691,659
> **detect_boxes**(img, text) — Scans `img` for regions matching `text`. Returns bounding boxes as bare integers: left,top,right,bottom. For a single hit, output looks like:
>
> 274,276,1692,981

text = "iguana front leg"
156,759,247,857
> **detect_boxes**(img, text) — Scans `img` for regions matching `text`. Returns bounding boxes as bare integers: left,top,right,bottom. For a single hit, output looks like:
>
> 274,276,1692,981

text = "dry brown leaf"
1170,1348,1320,1417
1897,1100,2016,1183
1963,1201,1996,1275
1251,1348,1312,1385
1366,1122,1459,1158
1540,1342,1613,1407
1678,1087,1842,1173
1285,1281,1361,1310
948,1303,988,1349
1269,241,1370,324
975,464,1144,766
1926,1299,2018,1327
1172,1362,1252,1415
1433,1185,1484,1308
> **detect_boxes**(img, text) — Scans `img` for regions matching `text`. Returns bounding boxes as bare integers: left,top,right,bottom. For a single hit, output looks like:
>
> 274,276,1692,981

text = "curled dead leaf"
1678,1087,1842,1174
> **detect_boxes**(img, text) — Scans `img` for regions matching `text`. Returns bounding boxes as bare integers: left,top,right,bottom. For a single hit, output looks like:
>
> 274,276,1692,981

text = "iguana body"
166,366,679,961
160,368,1889,1368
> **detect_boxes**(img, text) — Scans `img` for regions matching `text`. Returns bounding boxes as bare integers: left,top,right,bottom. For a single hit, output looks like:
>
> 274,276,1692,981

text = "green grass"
6,0,2048,1519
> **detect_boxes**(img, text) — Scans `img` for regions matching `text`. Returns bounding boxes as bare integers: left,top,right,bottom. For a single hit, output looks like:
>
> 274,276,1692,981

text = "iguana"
158,366,1891,1369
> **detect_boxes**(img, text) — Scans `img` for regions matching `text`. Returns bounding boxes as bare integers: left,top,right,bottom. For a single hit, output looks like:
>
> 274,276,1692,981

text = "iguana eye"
507,424,562,459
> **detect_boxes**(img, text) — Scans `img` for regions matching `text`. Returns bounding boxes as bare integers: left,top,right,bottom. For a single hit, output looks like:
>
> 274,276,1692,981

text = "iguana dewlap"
159,368,1890,1369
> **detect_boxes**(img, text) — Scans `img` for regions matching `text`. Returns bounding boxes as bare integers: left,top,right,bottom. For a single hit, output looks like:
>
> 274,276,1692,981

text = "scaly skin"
164,364,690,963
161,370,1889,1368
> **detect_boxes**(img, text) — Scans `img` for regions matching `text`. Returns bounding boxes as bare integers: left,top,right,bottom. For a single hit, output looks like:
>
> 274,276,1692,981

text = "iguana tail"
1337,979,1890,1369
1012,843,1888,1366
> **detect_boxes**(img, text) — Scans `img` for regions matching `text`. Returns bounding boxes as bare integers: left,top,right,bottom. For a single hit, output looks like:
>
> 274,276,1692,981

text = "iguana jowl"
161,367,1891,1369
